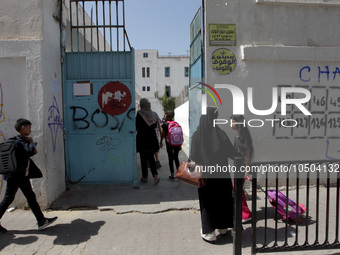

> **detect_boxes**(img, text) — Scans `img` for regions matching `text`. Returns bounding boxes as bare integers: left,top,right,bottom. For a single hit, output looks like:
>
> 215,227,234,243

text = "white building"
135,49,189,116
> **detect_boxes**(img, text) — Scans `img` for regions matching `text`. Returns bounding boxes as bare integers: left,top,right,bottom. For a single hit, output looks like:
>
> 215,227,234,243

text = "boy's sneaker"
38,217,58,230
0,225,8,233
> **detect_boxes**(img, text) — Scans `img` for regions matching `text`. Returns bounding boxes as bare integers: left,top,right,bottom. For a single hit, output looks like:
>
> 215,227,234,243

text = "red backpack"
166,121,184,147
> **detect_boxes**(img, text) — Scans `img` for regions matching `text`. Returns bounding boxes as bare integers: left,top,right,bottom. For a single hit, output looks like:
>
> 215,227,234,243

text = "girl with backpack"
160,110,182,180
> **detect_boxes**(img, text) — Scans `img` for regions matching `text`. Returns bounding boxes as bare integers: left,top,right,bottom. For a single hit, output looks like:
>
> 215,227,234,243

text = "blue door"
189,7,204,142
62,1,137,185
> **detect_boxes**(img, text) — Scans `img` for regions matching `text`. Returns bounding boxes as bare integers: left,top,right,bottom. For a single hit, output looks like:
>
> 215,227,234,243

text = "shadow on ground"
0,219,105,250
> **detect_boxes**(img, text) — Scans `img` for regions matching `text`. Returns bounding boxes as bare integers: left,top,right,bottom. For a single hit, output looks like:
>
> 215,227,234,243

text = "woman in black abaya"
190,107,236,242
136,98,160,184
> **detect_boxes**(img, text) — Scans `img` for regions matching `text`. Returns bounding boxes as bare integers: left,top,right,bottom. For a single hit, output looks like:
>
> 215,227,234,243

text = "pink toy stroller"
266,189,306,223
247,176,306,223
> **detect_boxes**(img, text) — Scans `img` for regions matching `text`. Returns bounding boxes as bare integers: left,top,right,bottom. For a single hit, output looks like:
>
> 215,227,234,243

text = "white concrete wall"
42,0,66,206
175,101,189,138
0,0,43,40
203,0,340,162
0,0,65,208
175,101,189,156
0,56,30,206
0,42,47,207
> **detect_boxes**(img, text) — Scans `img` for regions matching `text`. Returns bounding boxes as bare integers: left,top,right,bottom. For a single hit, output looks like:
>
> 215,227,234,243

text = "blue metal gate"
189,7,204,144
62,0,136,185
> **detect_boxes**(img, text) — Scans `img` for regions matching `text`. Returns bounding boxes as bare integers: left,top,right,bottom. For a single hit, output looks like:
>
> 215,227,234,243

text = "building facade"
135,49,189,116
189,0,340,164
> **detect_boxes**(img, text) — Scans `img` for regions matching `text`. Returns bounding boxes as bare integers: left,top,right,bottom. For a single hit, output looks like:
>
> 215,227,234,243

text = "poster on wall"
73,82,92,96
211,48,236,75
209,24,236,46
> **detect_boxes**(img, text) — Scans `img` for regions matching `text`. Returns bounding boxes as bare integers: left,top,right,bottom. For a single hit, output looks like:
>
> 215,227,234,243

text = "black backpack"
0,137,28,174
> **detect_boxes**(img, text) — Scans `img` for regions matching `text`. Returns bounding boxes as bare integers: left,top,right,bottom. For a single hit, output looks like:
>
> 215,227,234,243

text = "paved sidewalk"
2,209,340,255
1,144,340,254
50,139,198,214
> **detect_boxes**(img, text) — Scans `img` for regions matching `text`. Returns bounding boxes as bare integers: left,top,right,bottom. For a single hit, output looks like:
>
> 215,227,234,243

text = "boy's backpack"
166,121,184,147
0,137,27,175
267,189,306,223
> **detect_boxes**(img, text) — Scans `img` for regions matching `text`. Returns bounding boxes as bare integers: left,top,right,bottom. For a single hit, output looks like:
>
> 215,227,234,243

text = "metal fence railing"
69,0,131,53
249,159,340,254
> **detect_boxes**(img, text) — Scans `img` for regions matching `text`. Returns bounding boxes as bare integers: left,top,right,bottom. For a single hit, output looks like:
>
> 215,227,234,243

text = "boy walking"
160,110,181,179
0,118,57,233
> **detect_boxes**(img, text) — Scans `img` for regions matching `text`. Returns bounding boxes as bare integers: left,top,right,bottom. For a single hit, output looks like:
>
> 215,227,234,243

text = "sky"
124,0,202,56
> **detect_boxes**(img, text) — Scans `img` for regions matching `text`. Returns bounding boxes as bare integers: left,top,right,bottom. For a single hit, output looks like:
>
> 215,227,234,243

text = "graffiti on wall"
325,140,340,159
299,66,340,83
265,65,340,159
272,85,340,139
96,136,121,152
273,66,340,139
48,96,63,152
70,106,135,133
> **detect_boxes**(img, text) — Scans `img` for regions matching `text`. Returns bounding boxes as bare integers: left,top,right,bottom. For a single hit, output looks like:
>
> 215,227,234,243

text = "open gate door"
189,7,204,146
62,0,136,185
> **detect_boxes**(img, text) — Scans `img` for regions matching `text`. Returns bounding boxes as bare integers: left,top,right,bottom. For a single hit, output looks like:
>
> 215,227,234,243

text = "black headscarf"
190,107,235,166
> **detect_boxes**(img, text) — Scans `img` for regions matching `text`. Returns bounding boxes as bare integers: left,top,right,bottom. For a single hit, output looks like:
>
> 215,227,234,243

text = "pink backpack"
166,121,183,147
